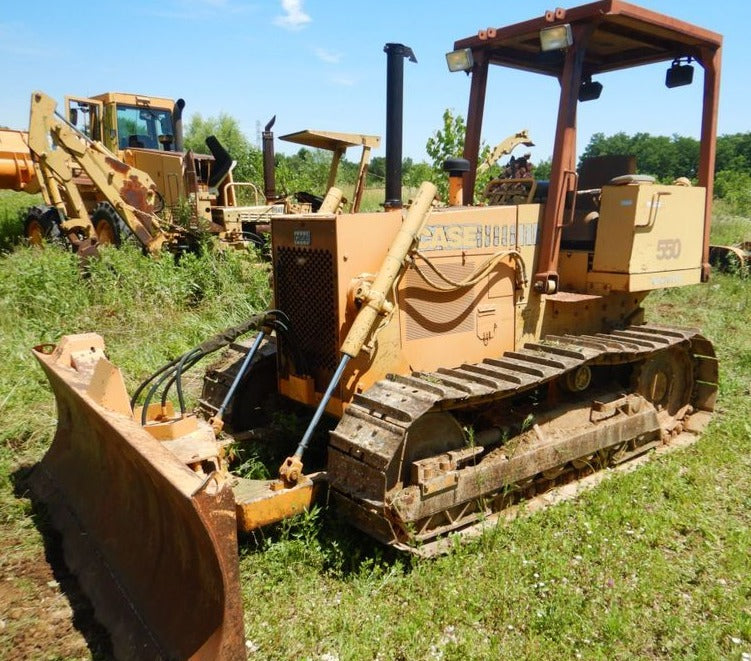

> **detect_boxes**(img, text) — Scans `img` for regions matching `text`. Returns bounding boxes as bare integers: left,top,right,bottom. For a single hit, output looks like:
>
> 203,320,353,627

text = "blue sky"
1,1,747,166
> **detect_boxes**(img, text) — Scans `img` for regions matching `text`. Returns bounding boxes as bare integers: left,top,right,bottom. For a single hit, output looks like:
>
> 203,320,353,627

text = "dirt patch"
0,520,111,659
654,302,677,316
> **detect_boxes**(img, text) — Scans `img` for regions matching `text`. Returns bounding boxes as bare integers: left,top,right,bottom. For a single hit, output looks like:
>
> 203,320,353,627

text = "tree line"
582,131,751,214
185,112,751,215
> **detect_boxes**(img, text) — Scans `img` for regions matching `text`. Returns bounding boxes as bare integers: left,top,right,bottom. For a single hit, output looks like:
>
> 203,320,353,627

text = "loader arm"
28,92,168,254
476,129,535,174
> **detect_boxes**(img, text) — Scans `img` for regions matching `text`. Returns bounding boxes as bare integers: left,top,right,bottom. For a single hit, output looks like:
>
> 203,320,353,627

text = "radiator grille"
276,246,339,371
402,262,476,341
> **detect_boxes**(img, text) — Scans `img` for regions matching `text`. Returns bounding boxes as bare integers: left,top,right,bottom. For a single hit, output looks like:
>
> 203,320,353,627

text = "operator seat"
561,154,636,249
578,155,636,189
128,134,157,149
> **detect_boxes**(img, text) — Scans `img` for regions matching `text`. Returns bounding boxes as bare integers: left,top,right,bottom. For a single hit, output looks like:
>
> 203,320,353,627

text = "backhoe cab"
65,92,185,153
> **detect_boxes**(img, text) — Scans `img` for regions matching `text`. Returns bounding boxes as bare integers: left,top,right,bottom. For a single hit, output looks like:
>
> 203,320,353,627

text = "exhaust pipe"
263,116,277,203
173,98,186,152
383,43,416,210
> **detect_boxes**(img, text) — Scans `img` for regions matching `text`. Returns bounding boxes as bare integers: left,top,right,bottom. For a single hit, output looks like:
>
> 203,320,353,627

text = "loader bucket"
30,337,246,660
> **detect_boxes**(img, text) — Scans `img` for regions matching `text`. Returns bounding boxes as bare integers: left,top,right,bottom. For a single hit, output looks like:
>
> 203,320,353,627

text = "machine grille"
276,246,339,372
401,262,476,341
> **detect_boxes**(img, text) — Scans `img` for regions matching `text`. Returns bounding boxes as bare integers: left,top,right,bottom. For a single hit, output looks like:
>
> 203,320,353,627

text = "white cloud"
274,0,311,31
315,48,341,64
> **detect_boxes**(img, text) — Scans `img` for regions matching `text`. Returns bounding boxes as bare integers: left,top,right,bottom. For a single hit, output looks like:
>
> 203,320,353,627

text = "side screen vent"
401,262,476,341
276,246,339,372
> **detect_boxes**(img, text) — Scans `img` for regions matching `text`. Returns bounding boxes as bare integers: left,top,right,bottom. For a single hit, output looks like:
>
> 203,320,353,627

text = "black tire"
91,202,124,247
24,206,61,246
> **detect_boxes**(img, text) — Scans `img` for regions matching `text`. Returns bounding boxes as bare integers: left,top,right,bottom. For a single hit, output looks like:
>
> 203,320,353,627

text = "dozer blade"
30,336,246,660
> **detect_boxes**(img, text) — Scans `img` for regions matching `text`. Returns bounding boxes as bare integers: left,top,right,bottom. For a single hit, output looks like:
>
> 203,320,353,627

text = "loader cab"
450,0,722,296
67,92,182,154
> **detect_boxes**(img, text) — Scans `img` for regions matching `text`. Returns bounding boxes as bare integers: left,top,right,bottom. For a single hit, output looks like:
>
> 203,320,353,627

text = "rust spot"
105,157,130,175
33,343,56,355
120,176,155,214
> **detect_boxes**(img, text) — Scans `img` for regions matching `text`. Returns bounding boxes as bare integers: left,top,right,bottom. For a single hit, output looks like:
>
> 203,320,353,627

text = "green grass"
0,190,40,252
337,185,420,212
0,201,750,659
711,200,751,246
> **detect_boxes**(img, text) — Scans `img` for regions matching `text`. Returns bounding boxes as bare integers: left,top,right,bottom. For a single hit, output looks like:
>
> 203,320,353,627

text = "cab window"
116,105,173,150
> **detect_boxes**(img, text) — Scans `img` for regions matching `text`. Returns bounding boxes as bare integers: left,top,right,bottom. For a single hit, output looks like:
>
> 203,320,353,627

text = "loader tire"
91,203,124,247
24,206,61,246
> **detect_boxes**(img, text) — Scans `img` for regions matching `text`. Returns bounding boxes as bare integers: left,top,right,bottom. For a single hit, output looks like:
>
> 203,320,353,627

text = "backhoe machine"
29,2,720,658
6,90,285,252
5,90,381,253
23,91,172,254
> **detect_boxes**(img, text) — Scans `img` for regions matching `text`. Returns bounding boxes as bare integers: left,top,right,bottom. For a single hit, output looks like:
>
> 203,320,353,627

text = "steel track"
327,325,718,552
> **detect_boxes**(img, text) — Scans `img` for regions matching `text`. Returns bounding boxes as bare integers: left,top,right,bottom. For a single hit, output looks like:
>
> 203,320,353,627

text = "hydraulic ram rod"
280,181,436,483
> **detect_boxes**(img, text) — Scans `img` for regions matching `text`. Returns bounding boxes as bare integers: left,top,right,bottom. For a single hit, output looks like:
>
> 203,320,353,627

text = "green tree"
534,158,552,180
714,170,751,215
580,131,699,181
275,148,335,196
715,133,751,173
426,109,508,202
403,161,434,189
367,156,386,185
425,109,467,200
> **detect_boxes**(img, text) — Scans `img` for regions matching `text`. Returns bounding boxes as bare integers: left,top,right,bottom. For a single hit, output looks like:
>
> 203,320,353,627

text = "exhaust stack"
383,43,416,210
443,158,470,206
173,98,186,152
263,116,277,203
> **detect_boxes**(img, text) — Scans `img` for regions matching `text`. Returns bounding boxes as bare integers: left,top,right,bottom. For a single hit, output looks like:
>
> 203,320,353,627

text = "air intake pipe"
383,43,416,210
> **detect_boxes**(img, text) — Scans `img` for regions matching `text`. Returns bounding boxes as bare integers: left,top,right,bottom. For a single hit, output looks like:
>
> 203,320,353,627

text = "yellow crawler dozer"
30,2,721,658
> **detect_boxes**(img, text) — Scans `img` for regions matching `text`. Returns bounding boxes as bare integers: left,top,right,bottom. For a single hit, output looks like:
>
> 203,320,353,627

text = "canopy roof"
454,0,722,76
279,130,380,152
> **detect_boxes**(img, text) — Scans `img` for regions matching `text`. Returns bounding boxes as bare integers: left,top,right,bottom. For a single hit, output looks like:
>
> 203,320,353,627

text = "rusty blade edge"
30,349,246,661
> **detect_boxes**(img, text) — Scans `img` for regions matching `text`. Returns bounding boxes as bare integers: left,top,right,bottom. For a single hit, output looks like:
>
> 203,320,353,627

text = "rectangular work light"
540,24,573,51
446,48,474,72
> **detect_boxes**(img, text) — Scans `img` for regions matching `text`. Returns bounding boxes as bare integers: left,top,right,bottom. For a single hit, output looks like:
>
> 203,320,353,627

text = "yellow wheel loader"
30,2,721,658
58,91,291,250
24,91,173,255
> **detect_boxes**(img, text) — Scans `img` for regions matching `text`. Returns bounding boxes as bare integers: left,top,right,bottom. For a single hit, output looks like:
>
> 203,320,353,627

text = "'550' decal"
656,238,681,260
